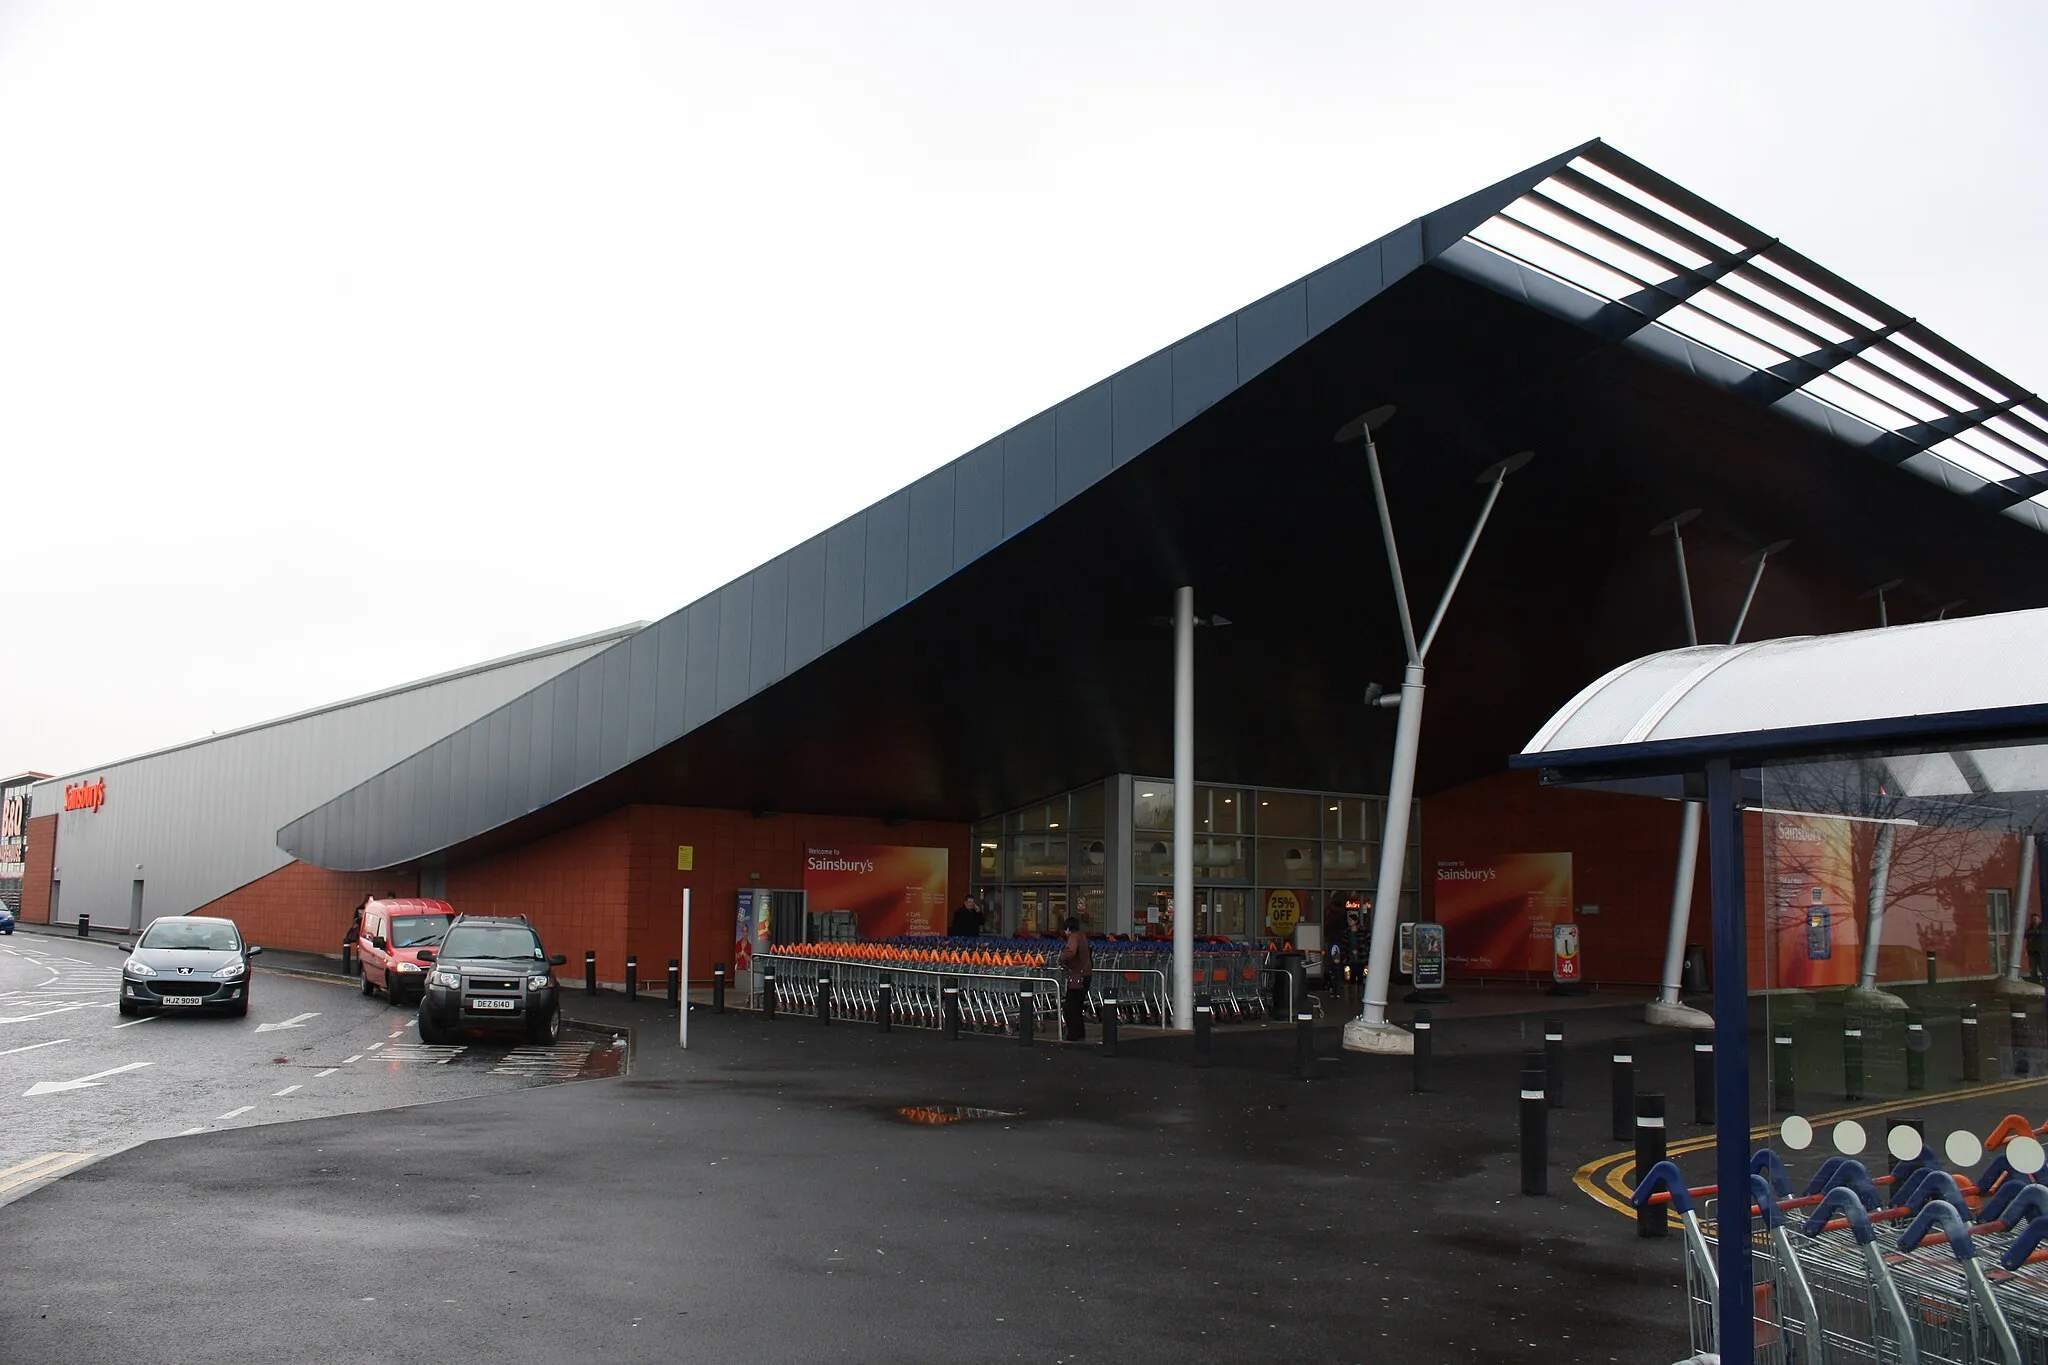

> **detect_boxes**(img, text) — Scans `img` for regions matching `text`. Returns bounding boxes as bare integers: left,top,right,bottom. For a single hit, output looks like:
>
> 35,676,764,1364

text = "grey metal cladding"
1002,414,1054,538
448,727,475,851
862,489,911,626
905,464,956,597
783,536,828,672
625,625,661,759
821,516,865,648
1054,381,1112,503
1236,283,1307,384
598,637,631,774
951,438,1003,568
484,705,513,831
715,575,754,713
682,599,721,732
502,691,535,818
281,146,1591,870
1110,351,1172,467
652,612,690,742
748,554,789,697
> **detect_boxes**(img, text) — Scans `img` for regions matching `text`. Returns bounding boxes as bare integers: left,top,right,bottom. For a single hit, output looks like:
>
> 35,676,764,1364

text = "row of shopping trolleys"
1635,1138,2048,1363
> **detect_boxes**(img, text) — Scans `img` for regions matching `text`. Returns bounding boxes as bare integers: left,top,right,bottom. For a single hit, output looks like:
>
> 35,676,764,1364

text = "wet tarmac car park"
0,932,621,1205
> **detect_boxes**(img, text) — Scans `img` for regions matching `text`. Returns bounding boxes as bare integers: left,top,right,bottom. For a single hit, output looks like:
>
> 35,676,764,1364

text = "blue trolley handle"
1982,1181,2048,1231
1751,1174,1789,1229
1905,1170,1969,1215
1750,1148,1791,1197
1803,1187,1879,1243
1889,1146,1937,1192
2000,1213,2048,1272
1802,1155,1849,1196
1630,1160,1694,1216
1898,1199,1978,1260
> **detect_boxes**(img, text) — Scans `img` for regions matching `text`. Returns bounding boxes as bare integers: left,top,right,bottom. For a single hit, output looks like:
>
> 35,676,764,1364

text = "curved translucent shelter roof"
1518,606,2048,778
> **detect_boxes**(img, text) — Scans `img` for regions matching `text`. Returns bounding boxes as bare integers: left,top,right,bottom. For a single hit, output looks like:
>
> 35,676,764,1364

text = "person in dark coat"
1059,916,1093,1042
342,897,368,975
947,894,986,938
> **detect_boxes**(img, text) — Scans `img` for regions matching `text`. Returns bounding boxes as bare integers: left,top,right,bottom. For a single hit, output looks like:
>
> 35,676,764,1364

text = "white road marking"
0,1037,71,1057
341,1055,362,1064
272,1084,301,1097
110,1014,159,1029
368,1042,385,1051
214,1105,254,1121
253,1011,320,1033
315,1067,338,1077
179,1127,206,1136
389,1029,406,1038
0,1002,97,1023
22,1060,154,1097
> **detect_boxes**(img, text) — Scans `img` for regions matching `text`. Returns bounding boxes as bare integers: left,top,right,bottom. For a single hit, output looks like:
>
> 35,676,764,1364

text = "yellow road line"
0,1152,92,1197
1573,1076,2048,1217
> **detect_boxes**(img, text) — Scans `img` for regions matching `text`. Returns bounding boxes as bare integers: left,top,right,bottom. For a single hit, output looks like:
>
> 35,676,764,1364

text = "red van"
357,898,455,1006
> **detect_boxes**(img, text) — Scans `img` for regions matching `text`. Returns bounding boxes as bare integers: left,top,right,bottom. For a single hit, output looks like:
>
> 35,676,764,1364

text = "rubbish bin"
1682,944,1710,996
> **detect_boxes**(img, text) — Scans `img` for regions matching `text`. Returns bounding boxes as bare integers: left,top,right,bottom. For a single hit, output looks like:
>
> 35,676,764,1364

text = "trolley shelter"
1516,607,2048,1364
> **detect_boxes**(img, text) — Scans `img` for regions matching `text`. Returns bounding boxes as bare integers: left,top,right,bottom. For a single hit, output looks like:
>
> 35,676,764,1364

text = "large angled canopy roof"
282,139,2048,873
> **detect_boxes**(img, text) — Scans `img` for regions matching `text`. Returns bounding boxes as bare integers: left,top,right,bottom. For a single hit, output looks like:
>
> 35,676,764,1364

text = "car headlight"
214,960,247,980
125,959,157,977
430,968,461,988
393,961,424,973
527,975,551,991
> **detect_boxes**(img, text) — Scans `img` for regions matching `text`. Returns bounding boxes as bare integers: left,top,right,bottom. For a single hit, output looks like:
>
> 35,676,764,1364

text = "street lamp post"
1334,406,1533,1053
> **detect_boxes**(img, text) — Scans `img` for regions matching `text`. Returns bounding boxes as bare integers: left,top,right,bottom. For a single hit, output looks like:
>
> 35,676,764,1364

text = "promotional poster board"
1433,853,1574,974
803,845,949,939
1767,814,1859,989
733,889,772,979
1412,922,1446,990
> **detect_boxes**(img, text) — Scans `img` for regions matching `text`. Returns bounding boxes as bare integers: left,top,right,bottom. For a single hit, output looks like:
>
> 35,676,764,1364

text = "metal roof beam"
1739,322,1906,405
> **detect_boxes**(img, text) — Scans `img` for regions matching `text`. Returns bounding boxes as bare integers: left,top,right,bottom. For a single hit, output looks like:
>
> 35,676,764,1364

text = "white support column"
1851,823,1907,1010
1647,803,1713,1028
1997,835,2042,998
1347,661,1424,1052
1172,587,1195,1032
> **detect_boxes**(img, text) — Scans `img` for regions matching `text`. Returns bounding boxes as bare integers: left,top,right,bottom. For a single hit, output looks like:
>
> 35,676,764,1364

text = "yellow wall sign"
1265,888,1302,938
676,845,694,871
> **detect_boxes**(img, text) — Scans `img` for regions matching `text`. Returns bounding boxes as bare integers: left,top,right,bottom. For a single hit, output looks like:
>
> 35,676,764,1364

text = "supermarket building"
19,140,2048,1003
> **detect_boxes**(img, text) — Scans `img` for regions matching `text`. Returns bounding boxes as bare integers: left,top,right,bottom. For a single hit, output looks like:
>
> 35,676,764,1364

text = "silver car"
118,915,263,1017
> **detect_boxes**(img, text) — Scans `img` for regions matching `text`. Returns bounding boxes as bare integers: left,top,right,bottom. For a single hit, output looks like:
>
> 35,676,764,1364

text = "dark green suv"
417,914,567,1045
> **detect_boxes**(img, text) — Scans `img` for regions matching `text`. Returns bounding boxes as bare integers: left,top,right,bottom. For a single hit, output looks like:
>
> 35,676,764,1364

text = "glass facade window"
1134,784,1173,831
1257,838,1319,886
1257,791,1320,838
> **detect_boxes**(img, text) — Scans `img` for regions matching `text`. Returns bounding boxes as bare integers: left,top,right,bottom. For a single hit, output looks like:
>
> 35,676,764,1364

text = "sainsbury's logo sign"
64,779,107,814
1436,864,1497,882
806,851,877,875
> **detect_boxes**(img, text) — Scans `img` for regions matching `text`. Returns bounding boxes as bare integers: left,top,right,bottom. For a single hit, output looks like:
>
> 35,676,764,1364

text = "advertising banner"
1433,853,1574,974
1552,923,1581,983
1264,888,1303,941
803,845,949,940
1412,922,1446,990
733,889,771,975
1768,814,1860,989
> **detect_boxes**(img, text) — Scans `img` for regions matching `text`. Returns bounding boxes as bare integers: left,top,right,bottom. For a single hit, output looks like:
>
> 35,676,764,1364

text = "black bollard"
1611,1050,1635,1143
1018,985,1035,1045
584,951,597,997
712,963,727,1015
816,971,832,1025
762,964,777,1018
1296,1010,1316,1081
1963,1003,1980,1081
1905,1011,1926,1091
667,958,680,1008
625,956,638,1003
1926,951,1939,987
1544,1019,1564,1109
1771,1031,1796,1112
1844,1024,1863,1101
1412,1008,1433,1094
1520,1057,1547,1196
942,983,961,1040
877,979,893,1033
1634,1094,1669,1237
2014,1007,2031,1077
1101,989,1119,1057
1692,1033,1715,1126
1193,997,1213,1068
77,913,90,939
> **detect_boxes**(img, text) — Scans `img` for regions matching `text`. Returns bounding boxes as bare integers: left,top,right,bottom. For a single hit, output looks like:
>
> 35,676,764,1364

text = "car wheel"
418,1008,446,1044
229,997,249,1018
361,972,375,997
118,996,138,1016
527,1004,561,1045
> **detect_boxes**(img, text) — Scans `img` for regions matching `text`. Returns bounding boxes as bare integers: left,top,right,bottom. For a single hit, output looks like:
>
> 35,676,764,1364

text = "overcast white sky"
3,0,2043,778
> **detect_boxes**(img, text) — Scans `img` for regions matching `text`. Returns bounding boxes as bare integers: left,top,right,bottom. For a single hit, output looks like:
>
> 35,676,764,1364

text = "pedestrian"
947,894,986,938
2029,912,2044,983
1059,915,1092,1042
342,897,368,974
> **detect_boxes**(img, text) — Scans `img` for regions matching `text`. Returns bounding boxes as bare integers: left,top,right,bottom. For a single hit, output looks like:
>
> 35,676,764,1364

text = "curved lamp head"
1332,405,1397,443
1476,450,1535,483
1858,578,1905,599
1756,538,1793,559
1648,508,1703,537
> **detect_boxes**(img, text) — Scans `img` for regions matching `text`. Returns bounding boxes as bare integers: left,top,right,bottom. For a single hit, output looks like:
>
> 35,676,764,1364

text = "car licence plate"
470,998,515,1010
161,996,203,1006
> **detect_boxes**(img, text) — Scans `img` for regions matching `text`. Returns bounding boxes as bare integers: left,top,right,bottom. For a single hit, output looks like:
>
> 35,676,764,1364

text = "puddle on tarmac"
892,1105,1022,1126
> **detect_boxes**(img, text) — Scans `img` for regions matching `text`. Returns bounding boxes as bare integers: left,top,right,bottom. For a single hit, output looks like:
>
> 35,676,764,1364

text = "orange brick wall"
195,860,420,956
440,804,970,987
21,814,55,924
